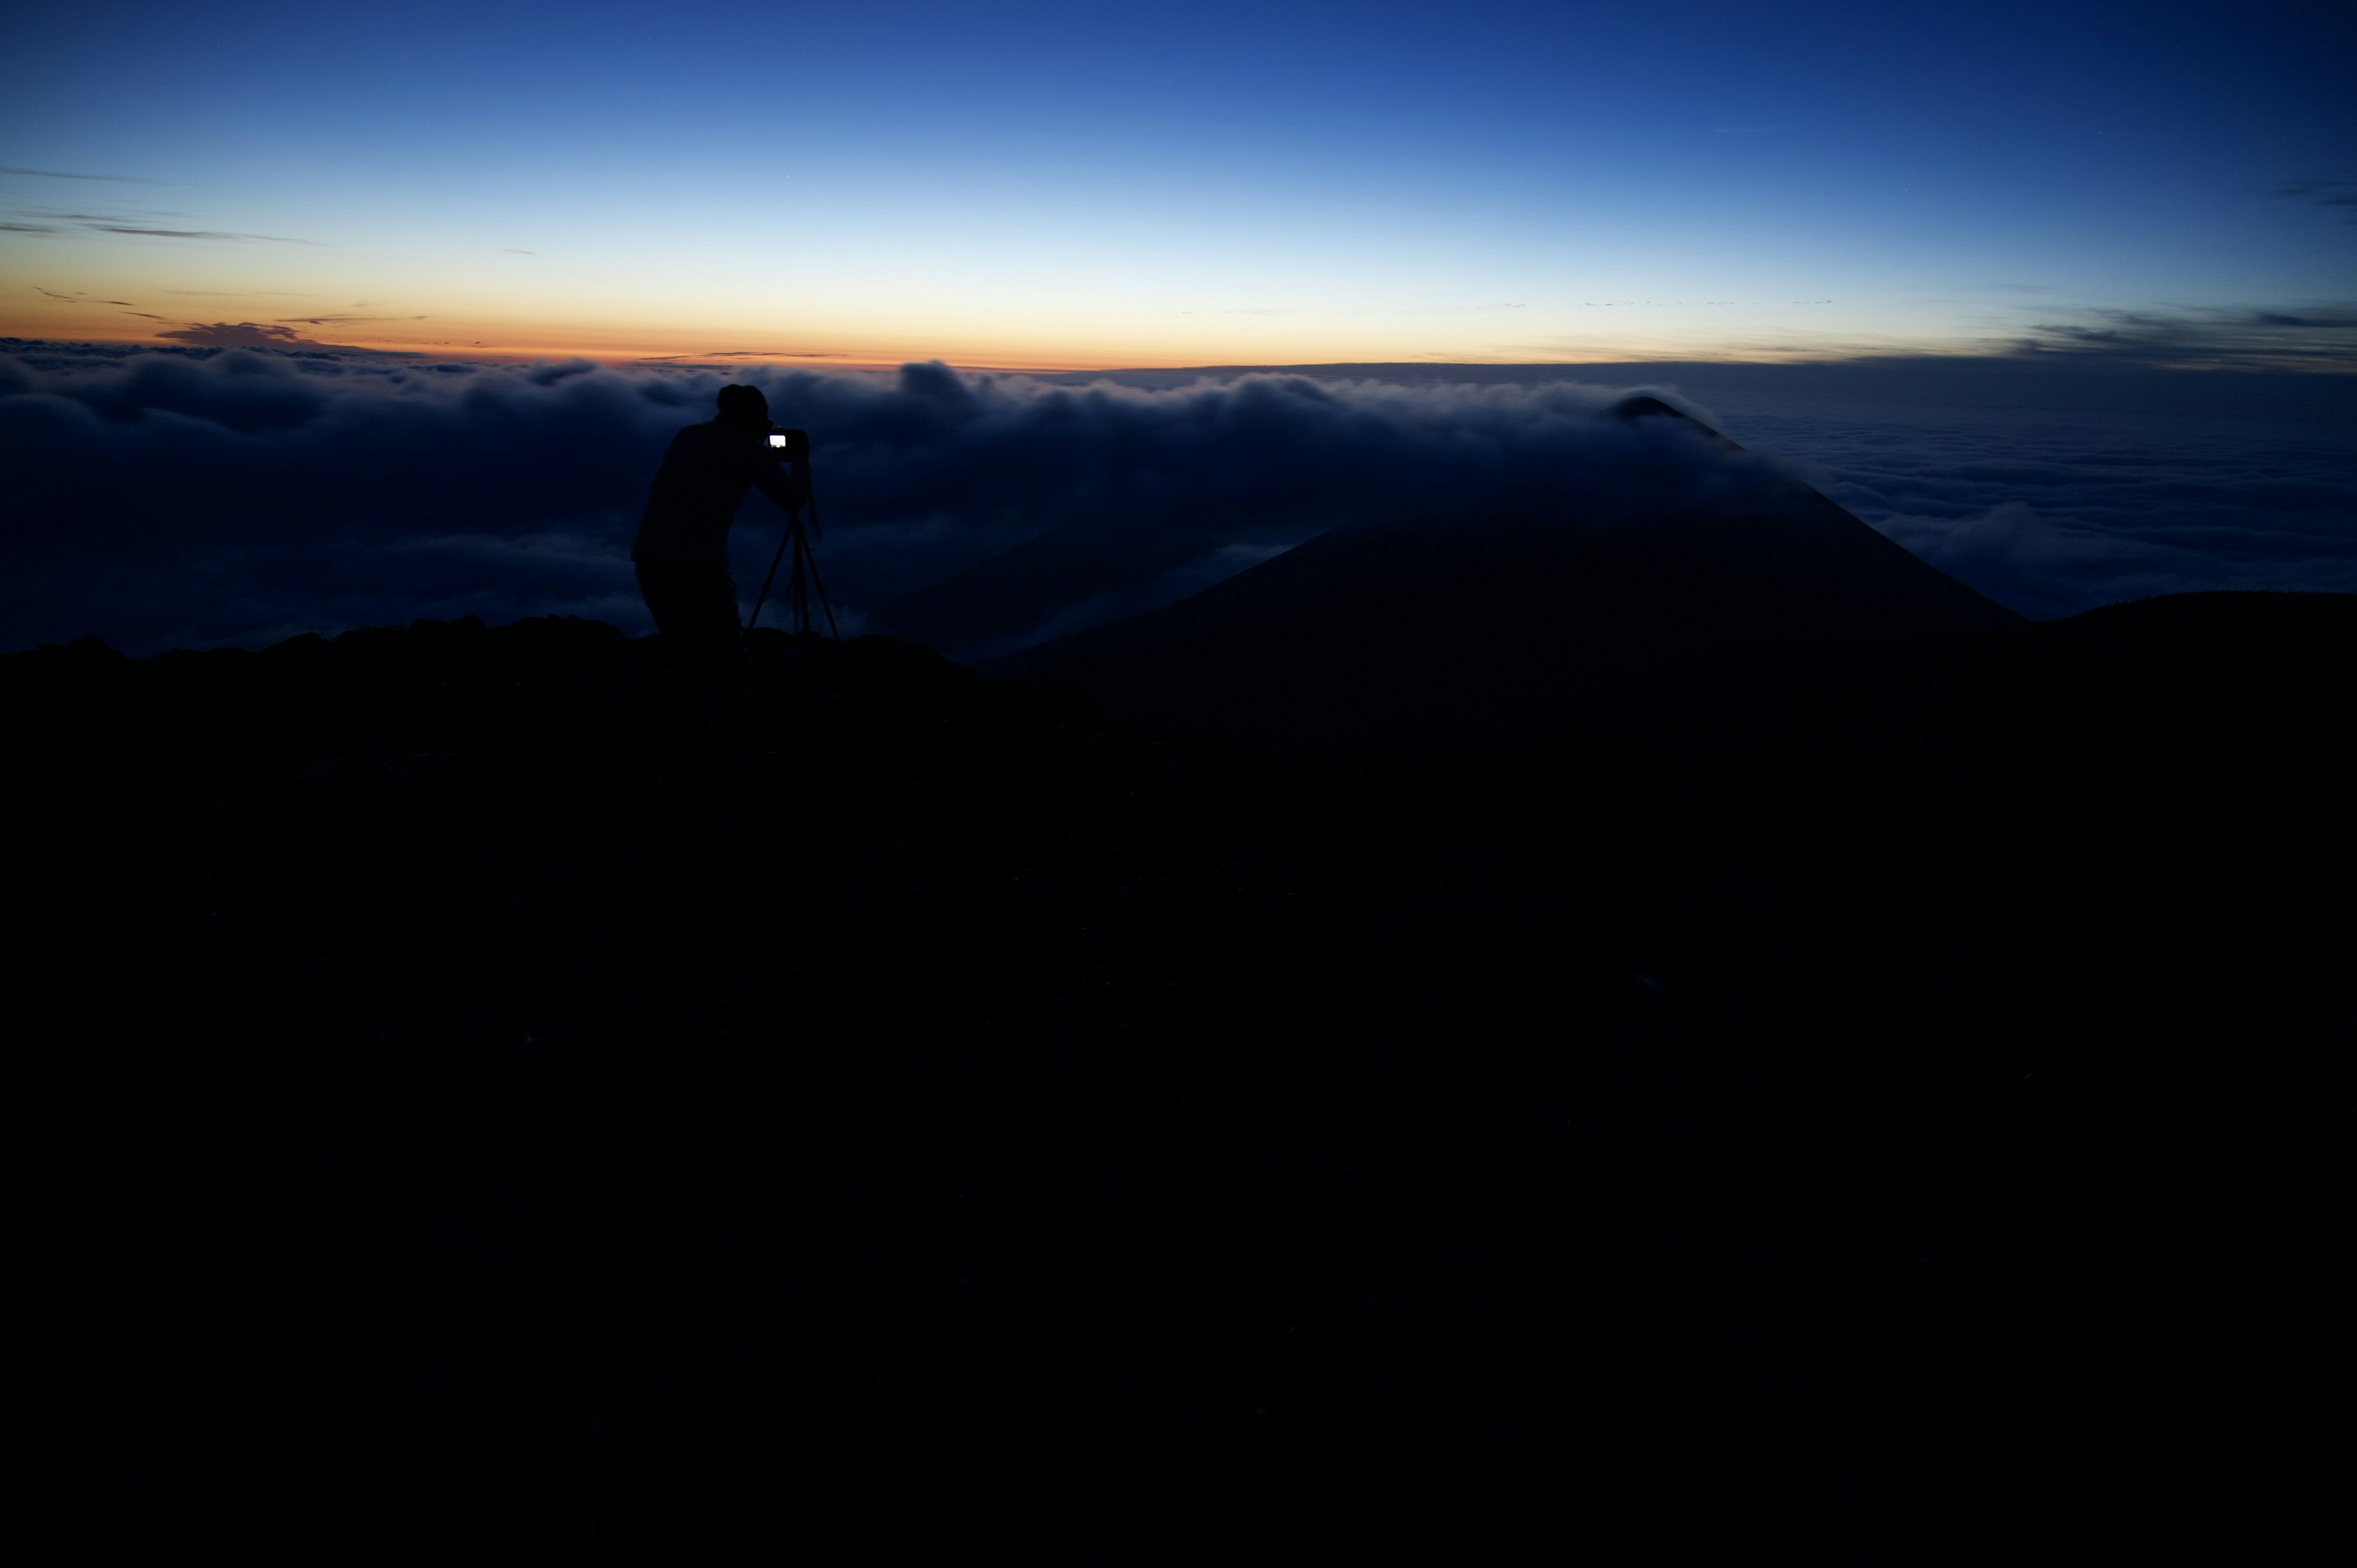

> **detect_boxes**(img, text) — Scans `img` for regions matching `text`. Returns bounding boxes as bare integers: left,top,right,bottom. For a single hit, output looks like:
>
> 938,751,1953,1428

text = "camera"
766,427,810,462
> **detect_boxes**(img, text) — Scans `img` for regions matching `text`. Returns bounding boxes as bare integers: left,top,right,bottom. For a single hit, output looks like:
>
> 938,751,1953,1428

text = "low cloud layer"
1,343,2350,656
0,347,1792,656
1741,403,2357,619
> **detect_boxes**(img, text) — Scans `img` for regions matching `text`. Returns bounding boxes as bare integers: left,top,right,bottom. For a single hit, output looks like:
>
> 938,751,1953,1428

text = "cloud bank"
1,344,2350,656
1742,404,2357,619
0,347,1793,656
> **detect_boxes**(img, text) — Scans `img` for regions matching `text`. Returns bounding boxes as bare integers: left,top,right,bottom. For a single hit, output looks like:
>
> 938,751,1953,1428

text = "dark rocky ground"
10,595,2351,1561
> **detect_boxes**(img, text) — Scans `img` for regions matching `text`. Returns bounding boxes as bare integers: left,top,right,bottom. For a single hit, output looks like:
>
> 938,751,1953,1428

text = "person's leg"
697,569,748,755
635,563,746,757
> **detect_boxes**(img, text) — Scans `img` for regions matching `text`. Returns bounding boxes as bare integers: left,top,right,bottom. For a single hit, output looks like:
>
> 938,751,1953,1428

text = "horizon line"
8,331,2356,378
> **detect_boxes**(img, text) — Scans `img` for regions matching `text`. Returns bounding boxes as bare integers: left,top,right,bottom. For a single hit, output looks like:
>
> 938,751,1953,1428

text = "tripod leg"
788,531,810,638
748,508,797,631
797,525,843,641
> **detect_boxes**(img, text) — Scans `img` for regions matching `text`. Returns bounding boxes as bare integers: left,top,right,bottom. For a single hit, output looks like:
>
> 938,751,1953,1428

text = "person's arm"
745,438,810,511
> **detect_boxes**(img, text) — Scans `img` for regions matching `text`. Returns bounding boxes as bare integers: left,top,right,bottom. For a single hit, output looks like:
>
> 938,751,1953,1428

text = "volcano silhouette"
867,511,1235,660
977,396,2021,749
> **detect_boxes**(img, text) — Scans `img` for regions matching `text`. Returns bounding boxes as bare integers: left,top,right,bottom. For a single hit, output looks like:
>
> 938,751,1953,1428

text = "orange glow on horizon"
5,318,1984,375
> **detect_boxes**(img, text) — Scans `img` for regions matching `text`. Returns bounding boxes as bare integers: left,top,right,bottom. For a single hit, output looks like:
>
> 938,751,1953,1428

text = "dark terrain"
12,592,2352,1560
982,415,2023,749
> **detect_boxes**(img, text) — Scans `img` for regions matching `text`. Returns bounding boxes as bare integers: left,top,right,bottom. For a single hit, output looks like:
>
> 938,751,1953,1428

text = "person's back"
635,416,793,568
632,383,805,760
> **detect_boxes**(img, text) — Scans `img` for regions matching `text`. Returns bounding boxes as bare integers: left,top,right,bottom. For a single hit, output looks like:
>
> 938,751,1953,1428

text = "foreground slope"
11,593,2350,1558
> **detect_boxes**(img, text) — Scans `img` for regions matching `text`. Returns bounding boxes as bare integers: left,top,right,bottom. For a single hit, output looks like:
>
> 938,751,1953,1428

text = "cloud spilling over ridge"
0,346,1799,656
2,344,2350,656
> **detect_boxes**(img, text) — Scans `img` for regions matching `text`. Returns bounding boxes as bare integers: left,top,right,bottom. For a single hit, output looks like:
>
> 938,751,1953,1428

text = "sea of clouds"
1727,398,2357,621
2,344,2350,656
0,347,1799,656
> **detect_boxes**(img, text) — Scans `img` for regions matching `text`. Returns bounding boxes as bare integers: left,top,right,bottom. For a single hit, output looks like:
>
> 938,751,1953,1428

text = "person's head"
716,383,770,431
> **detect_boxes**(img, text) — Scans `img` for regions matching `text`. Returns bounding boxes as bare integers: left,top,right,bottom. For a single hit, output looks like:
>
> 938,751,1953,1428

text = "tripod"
746,431,840,639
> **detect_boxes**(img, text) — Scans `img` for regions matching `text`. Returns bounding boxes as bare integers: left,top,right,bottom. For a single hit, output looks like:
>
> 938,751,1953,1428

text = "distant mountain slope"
978,398,2021,749
863,515,1237,662
864,391,1878,663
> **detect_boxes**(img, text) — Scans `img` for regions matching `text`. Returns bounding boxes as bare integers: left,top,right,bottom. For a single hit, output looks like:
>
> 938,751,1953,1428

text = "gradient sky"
4,0,2351,367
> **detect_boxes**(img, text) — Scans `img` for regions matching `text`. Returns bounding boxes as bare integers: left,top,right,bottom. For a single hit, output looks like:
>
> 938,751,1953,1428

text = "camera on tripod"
748,425,836,639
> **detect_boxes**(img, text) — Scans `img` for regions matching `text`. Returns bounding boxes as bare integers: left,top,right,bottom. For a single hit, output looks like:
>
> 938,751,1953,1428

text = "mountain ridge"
980,396,2021,748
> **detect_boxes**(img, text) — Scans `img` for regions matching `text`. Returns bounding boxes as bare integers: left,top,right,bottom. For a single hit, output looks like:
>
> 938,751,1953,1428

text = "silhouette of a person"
631,383,807,755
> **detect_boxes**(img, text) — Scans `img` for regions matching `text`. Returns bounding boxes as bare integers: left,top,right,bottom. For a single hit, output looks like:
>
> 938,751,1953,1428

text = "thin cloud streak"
151,322,373,350
2008,304,2357,370
85,225,311,242
0,165,145,182
2277,179,2357,214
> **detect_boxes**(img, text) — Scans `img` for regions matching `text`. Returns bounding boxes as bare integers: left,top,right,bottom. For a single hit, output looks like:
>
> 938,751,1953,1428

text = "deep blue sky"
4,0,2351,364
